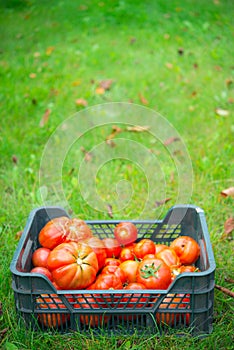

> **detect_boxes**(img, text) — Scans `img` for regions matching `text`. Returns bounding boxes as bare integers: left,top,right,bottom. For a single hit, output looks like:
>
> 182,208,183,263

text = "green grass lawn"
0,0,233,349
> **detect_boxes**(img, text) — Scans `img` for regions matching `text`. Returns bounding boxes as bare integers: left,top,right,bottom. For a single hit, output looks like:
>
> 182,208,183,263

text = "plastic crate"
10,205,216,336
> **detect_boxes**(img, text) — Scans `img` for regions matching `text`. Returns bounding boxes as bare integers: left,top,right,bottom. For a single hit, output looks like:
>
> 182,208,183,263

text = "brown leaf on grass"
15,230,23,240
139,93,149,105
12,155,18,164
80,146,92,162
164,136,180,146
225,78,233,88
228,97,234,104
126,125,150,132
178,47,184,55
39,109,51,127
222,217,234,238
155,198,171,207
98,79,113,91
215,108,230,117
29,72,37,79
106,125,123,141
106,139,116,147
75,98,88,107
220,187,234,198
165,62,173,69
95,87,105,95
107,204,113,218
46,46,55,55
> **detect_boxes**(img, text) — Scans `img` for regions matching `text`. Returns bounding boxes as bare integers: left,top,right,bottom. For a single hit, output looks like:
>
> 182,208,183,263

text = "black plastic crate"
10,205,216,336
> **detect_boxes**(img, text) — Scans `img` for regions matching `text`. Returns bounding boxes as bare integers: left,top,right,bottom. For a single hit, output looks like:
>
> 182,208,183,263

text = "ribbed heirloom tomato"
47,242,99,290
39,216,93,250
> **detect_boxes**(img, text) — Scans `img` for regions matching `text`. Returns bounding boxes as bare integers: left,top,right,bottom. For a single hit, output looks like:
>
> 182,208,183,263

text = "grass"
0,0,233,349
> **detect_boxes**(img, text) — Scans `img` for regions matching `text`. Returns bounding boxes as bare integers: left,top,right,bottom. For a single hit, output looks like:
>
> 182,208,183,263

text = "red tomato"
32,247,51,268
133,239,156,260
101,265,127,284
171,265,200,280
47,242,99,290
119,260,139,283
170,236,200,265
102,238,121,258
94,273,123,290
74,295,109,327
36,294,70,328
38,216,93,250
119,245,136,262
136,258,172,289
82,236,107,270
104,258,121,267
155,293,190,326
114,222,138,246
31,267,53,281
155,244,168,254
122,283,147,308
156,248,181,268
38,216,70,249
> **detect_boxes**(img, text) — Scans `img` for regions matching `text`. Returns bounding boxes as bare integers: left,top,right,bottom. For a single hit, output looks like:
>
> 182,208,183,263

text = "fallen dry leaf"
46,46,55,55
12,155,18,164
126,125,150,132
106,139,116,147
29,72,36,79
75,98,88,107
106,125,123,141
165,62,173,69
95,87,105,95
139,93,149,105
178,47,184,55
15,230,23,240
107,204,113,218
223,217,234,238
225,78,233,88
39,109,51,127
99,79,113,90
215,108,230,117
164,136,180,146
228,97,234,104
155,198,171,207
220,187,234,198
80,146,92,162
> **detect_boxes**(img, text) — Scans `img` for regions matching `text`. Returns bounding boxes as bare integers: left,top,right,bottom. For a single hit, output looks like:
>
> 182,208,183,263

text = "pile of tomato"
31,216,201,328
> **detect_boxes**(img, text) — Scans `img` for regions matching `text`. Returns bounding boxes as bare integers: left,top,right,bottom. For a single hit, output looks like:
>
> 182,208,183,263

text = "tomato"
36,294,71,328
82,236,107,270
101,265,127,284
122,283,147,308
74,295,109,327
119,245,136,262
171,264,200,280
94,273,123,290
32,247,51,268
155,244,168,254
38,216,70,249
47,242,99,290
38,216,93,250
133,239,156,260
67,218,93,242
170,236,200,265
104,258,121,267
102,238,121,258
31,267,53,281
114,222,138,246
156,248,181,268
155,293,190,326
136,258,172,289
119,260,139,283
